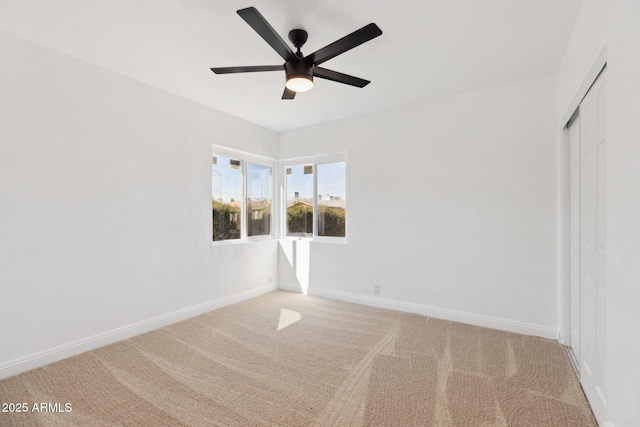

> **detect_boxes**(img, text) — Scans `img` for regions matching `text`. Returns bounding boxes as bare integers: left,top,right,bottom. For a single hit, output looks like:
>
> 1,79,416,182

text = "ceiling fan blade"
314,67,370,88
210,65,283,74
306,23,382,66
282,87,296,100
237,7,296,62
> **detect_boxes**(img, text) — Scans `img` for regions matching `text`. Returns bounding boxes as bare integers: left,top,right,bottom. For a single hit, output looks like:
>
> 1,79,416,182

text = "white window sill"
280,236,348,244
211,237,275,247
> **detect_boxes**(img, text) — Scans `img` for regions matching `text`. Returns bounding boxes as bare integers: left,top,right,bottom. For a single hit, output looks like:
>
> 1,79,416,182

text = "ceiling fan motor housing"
285,60,314,82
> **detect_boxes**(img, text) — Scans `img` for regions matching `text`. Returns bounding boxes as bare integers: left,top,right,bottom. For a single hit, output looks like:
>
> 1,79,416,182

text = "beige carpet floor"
0,291,596,426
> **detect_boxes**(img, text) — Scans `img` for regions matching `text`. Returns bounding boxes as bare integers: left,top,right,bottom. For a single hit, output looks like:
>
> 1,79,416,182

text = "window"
246,162,272,237
284,154,346,239
286,165,314,237
317,162,346,237
212,155,242,241
212,147,273,242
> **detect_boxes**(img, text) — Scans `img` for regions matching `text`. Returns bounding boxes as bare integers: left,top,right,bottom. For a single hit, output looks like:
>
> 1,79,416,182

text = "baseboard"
307,288,559,340
0,283,277,380
277,282,306,293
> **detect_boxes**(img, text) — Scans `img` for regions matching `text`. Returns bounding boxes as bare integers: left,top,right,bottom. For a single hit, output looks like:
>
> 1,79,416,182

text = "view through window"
212,155,242,241
317,162,346,237
212,153,274,242
247,162,272,237
286,164,314,237
285,160,346,238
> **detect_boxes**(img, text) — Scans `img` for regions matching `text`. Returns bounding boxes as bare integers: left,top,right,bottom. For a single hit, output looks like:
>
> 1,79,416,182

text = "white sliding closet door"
568,114,580,366
579,67,607,422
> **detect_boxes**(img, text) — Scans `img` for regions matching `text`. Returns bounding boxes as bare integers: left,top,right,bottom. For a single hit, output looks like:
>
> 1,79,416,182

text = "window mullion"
241,160,247,239
312,163,318,237
269,167,275,238
278,165,289,237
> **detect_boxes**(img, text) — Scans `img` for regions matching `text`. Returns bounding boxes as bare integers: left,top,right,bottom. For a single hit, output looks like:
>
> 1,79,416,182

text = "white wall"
0,31,278,377
279,75,558,336
557,1,640,425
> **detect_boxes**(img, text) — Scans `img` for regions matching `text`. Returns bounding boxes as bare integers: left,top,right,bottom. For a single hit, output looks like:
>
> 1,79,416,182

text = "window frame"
280,152,347,243
212,145,275,245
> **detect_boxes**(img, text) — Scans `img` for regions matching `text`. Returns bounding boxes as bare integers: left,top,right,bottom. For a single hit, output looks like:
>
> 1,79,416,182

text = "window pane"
286,164,314,237
317,162,346,237
212,155,242,241
247,163,271,237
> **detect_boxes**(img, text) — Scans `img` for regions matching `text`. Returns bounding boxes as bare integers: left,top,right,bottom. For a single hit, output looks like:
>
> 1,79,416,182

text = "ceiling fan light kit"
210,7,382,100
285,75,314,93
284,61,314,92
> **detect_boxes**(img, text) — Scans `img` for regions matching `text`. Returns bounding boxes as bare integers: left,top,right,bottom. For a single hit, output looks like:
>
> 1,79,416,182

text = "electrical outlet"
373,284,380,295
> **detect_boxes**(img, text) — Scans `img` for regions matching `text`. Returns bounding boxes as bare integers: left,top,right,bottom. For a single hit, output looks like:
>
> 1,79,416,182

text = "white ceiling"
0,0,583,132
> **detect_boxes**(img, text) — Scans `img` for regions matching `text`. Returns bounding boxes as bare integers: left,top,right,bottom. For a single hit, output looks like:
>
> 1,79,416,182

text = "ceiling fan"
210,7,382,99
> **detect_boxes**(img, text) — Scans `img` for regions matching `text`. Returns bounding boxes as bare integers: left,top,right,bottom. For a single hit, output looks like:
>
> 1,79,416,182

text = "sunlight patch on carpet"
277,308,302,331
